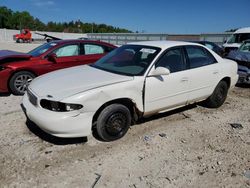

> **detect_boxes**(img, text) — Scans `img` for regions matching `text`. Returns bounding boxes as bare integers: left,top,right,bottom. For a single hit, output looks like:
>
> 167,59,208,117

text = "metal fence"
87,33,233,45
0,28,233,45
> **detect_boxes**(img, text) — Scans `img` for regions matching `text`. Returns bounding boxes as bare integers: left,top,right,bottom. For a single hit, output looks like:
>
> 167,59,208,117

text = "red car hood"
0,50,32,63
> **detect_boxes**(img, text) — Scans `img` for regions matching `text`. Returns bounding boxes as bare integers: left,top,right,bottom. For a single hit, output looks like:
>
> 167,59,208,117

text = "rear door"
184,45,221,103
78,43,109,65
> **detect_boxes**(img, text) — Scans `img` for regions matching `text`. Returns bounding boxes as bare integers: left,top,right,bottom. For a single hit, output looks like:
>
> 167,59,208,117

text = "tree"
0,6,13,28
0,6,132,33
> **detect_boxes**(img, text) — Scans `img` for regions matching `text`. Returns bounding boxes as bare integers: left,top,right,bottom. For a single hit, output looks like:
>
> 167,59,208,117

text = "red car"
0,40,116,95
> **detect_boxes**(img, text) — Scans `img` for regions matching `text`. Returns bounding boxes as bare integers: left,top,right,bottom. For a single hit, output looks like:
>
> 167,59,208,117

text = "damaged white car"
22,41,238,141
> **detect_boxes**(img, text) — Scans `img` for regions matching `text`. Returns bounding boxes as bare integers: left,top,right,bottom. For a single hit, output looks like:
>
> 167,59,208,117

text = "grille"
27,88,38,106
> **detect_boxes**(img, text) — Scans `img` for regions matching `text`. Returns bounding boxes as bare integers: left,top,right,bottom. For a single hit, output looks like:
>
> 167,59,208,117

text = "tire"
9,71,36,95
16,39,23,43
96,104,131,141
203,80,229,108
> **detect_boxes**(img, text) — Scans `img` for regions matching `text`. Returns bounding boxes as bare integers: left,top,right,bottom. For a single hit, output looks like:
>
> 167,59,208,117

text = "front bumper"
22,92,94,138
238,65,250,84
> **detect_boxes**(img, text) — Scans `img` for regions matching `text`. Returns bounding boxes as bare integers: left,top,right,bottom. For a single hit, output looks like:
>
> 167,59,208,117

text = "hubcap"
14,75,33,93
105,112,127,136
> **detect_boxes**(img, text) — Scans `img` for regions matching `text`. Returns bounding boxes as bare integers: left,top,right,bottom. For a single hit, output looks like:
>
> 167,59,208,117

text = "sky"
1,0,250,34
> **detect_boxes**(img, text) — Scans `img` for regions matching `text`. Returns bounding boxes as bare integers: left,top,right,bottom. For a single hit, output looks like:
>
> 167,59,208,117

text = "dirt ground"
0,42,250,188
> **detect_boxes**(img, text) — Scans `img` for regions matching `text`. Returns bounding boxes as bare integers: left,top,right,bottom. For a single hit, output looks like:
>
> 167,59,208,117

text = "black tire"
96,104,131,141
9,71,36,95
204,80,229,108
16,38,23,43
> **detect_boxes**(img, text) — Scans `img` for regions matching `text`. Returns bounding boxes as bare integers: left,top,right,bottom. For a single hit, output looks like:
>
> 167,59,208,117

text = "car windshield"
239,41,250,52
227,33,250,44
90,45,161,76
28,42,59,57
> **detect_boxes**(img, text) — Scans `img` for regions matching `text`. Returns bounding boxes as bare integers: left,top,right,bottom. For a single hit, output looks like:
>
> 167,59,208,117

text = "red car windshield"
28,42,59,57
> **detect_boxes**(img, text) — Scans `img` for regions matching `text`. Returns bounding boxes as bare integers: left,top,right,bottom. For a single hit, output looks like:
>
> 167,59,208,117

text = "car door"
52,43,81,69
144,47,189,113
184,45,221,103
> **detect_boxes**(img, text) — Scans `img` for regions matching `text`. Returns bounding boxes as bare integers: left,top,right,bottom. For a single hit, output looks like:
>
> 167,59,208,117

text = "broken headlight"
0,66,6,71
40,99,83,112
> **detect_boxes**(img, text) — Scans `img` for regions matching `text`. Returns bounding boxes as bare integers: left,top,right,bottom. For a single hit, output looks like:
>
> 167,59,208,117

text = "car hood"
29,65,134,101
227,50,250,62
0,50,31,62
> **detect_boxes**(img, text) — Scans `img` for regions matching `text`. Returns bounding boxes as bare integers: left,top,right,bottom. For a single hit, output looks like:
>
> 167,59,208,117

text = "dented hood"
0,50,31,63
29,65,133,100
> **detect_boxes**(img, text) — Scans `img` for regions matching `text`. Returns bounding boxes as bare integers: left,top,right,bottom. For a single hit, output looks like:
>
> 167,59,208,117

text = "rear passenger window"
186,46,216,69
156,48,185,73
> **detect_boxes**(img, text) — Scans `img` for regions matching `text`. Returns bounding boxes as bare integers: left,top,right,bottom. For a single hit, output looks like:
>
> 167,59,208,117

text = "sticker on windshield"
140,48,156,54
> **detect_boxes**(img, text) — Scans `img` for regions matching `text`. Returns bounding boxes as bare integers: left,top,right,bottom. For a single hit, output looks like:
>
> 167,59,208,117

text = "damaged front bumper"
238,65,250,84
22,92,94,138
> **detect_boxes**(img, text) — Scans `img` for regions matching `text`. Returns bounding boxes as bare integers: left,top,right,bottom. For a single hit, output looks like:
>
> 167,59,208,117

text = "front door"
145,47,189,113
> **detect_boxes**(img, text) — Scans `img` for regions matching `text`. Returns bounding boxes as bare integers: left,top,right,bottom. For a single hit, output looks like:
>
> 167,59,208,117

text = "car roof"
128,40,203,50
235,27,250,34
49,39,115,47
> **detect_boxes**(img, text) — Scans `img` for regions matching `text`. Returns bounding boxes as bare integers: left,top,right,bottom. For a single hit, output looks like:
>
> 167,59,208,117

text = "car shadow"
136,104,197,124
0,92,11,97
236,83,250,88
92,104,198,142
26,119,88,145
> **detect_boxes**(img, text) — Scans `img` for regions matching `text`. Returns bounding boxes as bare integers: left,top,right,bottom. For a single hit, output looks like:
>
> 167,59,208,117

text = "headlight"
40,99,83,112
0,66,6,71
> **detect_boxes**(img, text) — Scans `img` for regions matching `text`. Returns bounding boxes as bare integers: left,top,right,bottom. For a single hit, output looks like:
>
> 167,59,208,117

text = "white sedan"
22,41,238,141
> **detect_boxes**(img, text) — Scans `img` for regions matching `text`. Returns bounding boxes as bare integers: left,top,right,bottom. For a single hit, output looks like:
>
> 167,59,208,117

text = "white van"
223,27,250,54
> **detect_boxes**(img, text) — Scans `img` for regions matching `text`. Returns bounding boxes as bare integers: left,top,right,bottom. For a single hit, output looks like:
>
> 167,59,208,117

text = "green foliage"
0,6,132,33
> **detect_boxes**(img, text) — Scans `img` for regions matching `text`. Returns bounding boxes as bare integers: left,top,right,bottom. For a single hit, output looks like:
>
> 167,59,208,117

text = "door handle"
181,77,188,82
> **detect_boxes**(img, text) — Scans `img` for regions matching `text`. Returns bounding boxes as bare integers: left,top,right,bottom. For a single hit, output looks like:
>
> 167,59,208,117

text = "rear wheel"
9,71,35,95
16,38,23,43
203,80,229,108
96,104,131,141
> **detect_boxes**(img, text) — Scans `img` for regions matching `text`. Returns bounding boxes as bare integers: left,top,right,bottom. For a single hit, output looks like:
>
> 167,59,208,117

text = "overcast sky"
1,0,250,33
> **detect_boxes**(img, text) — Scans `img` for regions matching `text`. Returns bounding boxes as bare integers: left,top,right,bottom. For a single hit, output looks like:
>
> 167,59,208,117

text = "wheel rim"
14,74,33,93
105,112,128,136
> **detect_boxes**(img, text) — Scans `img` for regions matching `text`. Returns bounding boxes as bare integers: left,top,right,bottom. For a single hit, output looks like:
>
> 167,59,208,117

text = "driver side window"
54,44,80,57
156,48,185,73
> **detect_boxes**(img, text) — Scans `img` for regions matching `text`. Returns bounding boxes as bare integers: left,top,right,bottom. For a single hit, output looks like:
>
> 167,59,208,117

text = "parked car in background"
226,40,250,84
191,41,224,56
223,27,250,55
22,41,238,141
0,40,116,95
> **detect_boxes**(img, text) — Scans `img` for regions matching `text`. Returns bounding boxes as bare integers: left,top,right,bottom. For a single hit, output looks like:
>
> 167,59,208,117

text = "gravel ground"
0,42,250,188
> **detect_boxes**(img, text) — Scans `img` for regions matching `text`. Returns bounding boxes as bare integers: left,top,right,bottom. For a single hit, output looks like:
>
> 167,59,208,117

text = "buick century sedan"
22,41,238,141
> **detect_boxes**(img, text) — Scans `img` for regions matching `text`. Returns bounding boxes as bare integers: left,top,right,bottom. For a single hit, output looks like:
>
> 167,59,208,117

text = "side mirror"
149,67,170,76
47,53,57,63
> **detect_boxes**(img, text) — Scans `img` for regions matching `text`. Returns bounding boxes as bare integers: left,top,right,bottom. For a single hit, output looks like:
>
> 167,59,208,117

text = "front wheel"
96,104,131,141
9,71,36,95
203,80,229,108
